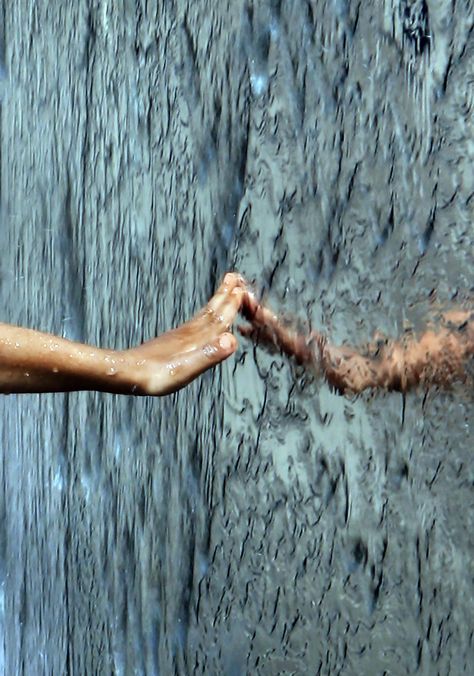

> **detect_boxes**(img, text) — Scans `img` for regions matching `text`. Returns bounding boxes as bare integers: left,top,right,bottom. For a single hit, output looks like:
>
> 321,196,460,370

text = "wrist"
113,350,151,395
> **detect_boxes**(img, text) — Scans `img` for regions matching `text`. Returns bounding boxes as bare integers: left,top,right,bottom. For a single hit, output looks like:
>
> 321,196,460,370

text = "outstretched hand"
1,272,471,397
126,272,247,395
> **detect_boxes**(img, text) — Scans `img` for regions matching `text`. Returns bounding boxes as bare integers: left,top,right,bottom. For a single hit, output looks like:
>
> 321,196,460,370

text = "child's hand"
126,272,246,395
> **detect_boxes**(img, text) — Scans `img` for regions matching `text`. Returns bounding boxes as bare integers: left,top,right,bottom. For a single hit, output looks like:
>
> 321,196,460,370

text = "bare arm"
240,294,474,395
0,273,245,396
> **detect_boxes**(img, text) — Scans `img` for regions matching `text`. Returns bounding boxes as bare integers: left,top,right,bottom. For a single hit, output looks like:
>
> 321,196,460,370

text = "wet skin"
1,273,472,397
0,273,246,396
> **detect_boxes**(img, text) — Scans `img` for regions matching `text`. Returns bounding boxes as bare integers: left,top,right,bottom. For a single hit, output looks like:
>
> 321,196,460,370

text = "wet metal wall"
1,1,473,674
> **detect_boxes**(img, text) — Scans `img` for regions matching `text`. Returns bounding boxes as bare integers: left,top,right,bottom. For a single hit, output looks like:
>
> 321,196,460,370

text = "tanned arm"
0,273,245,396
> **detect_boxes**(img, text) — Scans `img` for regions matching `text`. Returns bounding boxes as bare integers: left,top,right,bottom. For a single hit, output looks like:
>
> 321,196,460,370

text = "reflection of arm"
241,296,474,395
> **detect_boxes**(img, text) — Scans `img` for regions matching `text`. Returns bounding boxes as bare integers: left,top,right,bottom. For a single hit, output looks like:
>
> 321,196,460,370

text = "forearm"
0,273,245,396
0,323,143,395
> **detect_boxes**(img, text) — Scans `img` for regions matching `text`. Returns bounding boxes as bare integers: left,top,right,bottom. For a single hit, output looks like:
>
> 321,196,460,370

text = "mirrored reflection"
0,1,472,674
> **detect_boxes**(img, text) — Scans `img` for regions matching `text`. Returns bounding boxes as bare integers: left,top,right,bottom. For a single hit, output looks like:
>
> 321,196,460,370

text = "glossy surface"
0,1,473,674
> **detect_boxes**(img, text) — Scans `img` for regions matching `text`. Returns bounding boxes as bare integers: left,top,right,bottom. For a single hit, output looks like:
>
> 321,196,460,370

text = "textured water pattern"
0,1,473,674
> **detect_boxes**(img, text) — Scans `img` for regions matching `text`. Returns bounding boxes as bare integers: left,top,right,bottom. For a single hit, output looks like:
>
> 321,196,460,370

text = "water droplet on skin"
24,372,30,377
203,344,218,357
167,360,181,378
52,368,59,374
108,367,117,375
15,342,20,348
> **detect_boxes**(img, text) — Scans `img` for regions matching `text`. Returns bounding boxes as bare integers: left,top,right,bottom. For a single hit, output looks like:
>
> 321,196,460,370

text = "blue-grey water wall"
1,1,473,674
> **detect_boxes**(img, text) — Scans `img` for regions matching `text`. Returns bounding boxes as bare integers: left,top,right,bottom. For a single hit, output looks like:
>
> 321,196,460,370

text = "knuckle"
223,272,236,286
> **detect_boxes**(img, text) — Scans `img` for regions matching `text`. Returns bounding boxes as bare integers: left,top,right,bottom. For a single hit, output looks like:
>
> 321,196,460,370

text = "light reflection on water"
1,1,473,674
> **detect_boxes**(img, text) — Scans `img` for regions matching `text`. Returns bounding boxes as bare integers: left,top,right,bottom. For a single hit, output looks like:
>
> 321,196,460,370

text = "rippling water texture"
1,1,474,674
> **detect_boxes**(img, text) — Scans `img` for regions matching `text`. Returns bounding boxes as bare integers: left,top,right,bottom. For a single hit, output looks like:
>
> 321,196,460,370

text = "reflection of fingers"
238,323,254,338
240,290,260,321
239,319,317,365
238,323,278,349
238,323,269,342
243,302,279,334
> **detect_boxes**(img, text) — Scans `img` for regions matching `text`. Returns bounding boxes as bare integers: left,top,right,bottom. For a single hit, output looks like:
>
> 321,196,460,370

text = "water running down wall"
0,1,473,674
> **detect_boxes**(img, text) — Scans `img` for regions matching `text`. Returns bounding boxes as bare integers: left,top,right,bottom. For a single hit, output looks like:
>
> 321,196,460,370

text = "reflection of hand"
239,291,318,366
127,272,246,395
239,293,474,396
